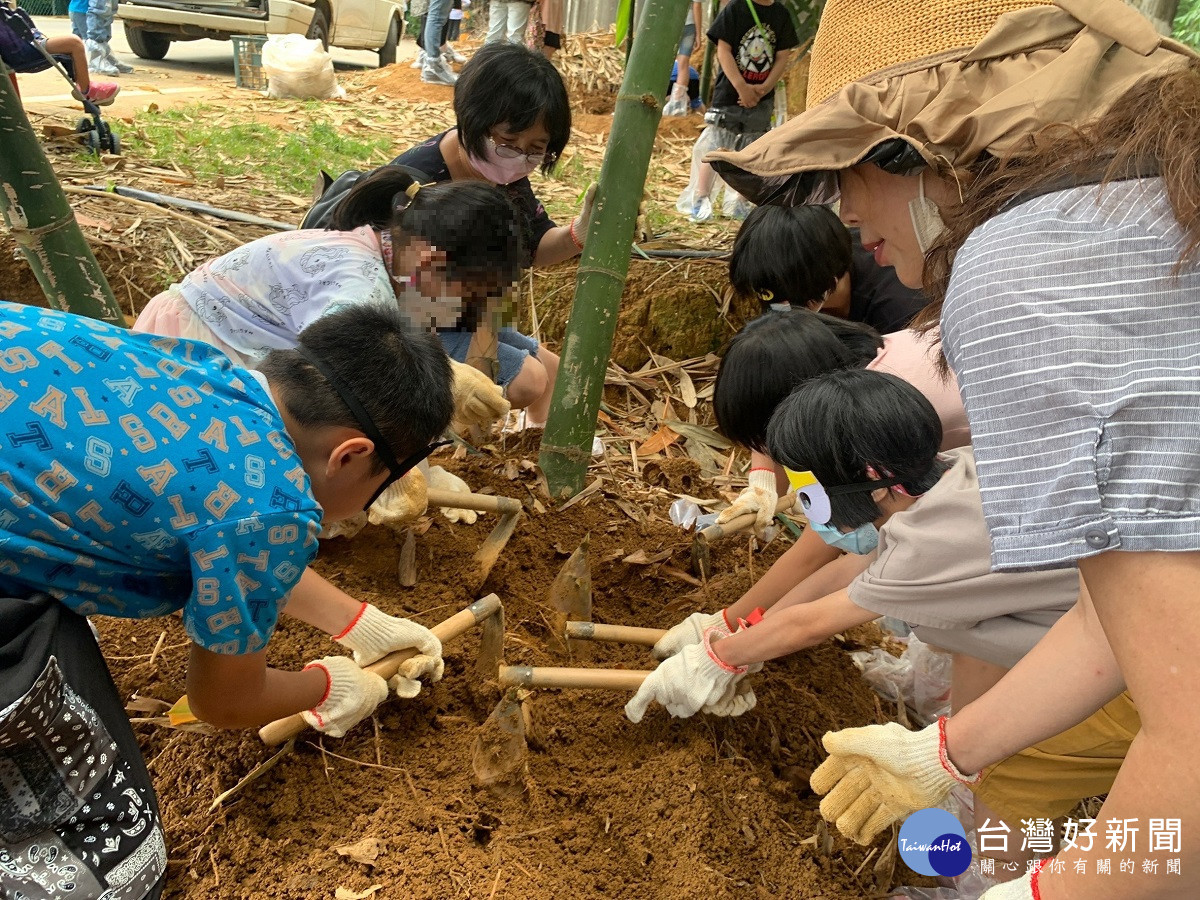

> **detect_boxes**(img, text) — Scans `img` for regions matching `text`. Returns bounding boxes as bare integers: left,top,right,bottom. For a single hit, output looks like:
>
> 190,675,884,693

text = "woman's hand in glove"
809,717,981,845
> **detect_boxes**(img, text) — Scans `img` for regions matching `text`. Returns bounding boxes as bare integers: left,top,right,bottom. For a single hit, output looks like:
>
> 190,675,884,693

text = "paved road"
14,14,417,116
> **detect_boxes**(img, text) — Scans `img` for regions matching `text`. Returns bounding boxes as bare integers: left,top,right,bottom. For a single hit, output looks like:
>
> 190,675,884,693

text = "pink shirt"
868,330,970,451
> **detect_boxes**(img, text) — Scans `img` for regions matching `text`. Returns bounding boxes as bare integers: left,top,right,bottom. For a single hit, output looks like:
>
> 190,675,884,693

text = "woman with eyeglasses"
730,204,928,334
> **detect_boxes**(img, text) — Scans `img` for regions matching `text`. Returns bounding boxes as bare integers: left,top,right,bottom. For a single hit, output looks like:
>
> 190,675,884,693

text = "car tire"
306,6,331,49
124,24,171,60
378,16,399,67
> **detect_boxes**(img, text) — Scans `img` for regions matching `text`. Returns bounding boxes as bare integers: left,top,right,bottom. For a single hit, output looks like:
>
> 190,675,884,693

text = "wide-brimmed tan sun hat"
709,0,1197,205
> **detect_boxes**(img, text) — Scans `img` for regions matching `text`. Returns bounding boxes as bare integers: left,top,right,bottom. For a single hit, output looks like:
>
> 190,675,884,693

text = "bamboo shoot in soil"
546,535,592,657
471,690,527,797
398,528,417,587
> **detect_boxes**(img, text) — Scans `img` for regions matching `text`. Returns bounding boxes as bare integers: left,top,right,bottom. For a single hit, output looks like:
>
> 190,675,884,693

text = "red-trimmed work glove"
335,602,443,698
300,656,389,738
979,862,1044,899
651,609,733,660
626,628,754,722
810,717,981,845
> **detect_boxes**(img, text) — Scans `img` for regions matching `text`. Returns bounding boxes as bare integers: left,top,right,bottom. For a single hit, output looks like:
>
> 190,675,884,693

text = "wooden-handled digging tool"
498,665,651,691
692,493,797,579
564,622,665,646
425,489,523,591
259,593,504,746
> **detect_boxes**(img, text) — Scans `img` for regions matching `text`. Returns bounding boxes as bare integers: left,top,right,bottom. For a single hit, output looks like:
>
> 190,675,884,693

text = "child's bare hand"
736,85,759,108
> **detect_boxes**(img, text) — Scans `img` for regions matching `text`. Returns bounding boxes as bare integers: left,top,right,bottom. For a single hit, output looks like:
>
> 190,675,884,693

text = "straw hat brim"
709,0,1196,206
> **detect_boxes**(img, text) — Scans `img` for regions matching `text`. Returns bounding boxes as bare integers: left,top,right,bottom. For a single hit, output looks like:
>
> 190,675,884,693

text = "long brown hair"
914,59,1200,344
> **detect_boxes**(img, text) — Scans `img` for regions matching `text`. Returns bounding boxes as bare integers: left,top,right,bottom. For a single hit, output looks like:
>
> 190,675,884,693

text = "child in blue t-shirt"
0,301,452,898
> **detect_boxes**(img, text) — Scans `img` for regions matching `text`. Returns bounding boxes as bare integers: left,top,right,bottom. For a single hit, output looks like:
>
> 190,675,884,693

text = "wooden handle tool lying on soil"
563,622,666,646
425,489,523,591
498,665,650,691
259,593,504,746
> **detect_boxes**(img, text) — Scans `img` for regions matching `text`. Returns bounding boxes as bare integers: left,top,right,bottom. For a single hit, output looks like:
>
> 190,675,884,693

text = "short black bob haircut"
331,168,524,295
258,303,454,477
729,205,853,309
454,42,572,175
765,369,949,531
714,309,884,453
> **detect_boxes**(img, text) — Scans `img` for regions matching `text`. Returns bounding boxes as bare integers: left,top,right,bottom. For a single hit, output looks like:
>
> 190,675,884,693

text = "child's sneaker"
85,81,120,106
690,196,713,223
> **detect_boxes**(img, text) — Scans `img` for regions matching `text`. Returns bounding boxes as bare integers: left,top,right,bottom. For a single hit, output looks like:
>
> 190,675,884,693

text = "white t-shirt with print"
175,225,394,365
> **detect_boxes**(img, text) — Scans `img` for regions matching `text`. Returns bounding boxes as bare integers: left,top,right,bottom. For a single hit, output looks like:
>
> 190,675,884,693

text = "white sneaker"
690,196,713,223
420,57,457,85
410,49,426,69
443,46,467,64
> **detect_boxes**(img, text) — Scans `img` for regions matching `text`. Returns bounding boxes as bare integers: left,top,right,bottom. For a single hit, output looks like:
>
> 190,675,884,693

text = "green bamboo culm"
537,0,689,498
0,60,125,325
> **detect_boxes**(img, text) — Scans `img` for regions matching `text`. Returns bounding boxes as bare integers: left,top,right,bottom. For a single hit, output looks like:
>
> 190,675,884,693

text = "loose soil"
98,447,913,899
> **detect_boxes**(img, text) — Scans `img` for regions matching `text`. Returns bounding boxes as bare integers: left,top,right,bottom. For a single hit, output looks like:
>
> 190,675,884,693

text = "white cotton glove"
809,717,981,846
319,511,368,541
301,655,389,738
449,359,510,435
570,183,597,250
626,630,749,723
651,609,732,660
980,868,1040,900
367,468,429,530
335,602,444,698
425,464,478,524
706,676,758,717
716,469,779,538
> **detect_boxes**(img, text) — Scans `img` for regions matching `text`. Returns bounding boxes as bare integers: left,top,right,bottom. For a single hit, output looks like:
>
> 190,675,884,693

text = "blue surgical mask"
809,519,880,555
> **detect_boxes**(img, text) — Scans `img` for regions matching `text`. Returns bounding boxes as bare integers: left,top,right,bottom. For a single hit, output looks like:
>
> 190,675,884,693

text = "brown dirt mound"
98,447,919,899
523,258,760,369
354,61,463,104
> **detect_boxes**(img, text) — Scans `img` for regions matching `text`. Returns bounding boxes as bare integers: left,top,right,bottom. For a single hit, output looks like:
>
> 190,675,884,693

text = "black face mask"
294,347,449,511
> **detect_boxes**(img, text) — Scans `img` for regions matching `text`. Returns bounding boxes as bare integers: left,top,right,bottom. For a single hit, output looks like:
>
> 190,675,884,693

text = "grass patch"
125,105,394,195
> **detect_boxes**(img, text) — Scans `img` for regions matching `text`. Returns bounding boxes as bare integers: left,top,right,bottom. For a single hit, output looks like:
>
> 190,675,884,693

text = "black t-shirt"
847,229,930,334
391,131,555,268
706,0,798,111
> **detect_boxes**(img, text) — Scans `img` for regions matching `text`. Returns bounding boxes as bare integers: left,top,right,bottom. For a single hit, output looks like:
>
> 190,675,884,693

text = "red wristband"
569,217,584,250
332,601,368,641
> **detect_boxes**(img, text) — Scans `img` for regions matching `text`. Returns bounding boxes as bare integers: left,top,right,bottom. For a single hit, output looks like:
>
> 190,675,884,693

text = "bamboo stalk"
259,594,503,746
538,0,692,497
698,493,796,541
498,665,650,691
564,622,665,646
0,71,124,324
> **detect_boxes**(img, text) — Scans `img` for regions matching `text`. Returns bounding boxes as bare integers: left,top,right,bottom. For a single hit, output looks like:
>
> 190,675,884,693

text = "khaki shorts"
973,691,1139,820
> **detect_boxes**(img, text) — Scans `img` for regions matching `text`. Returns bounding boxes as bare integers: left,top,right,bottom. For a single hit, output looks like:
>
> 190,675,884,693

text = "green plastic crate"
232,34,267,91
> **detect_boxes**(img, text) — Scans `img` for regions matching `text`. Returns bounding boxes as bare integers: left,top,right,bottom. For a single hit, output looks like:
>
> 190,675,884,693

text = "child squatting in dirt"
0,302,453,899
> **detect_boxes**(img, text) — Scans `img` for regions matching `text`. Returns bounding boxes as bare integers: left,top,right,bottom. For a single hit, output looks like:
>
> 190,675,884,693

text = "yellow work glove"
716,468,778,538
809,718,980,845
449,359,510,435
367,468,428,530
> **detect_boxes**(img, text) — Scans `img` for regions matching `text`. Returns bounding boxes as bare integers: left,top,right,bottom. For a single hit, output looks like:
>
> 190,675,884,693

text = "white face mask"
908,170,947,255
